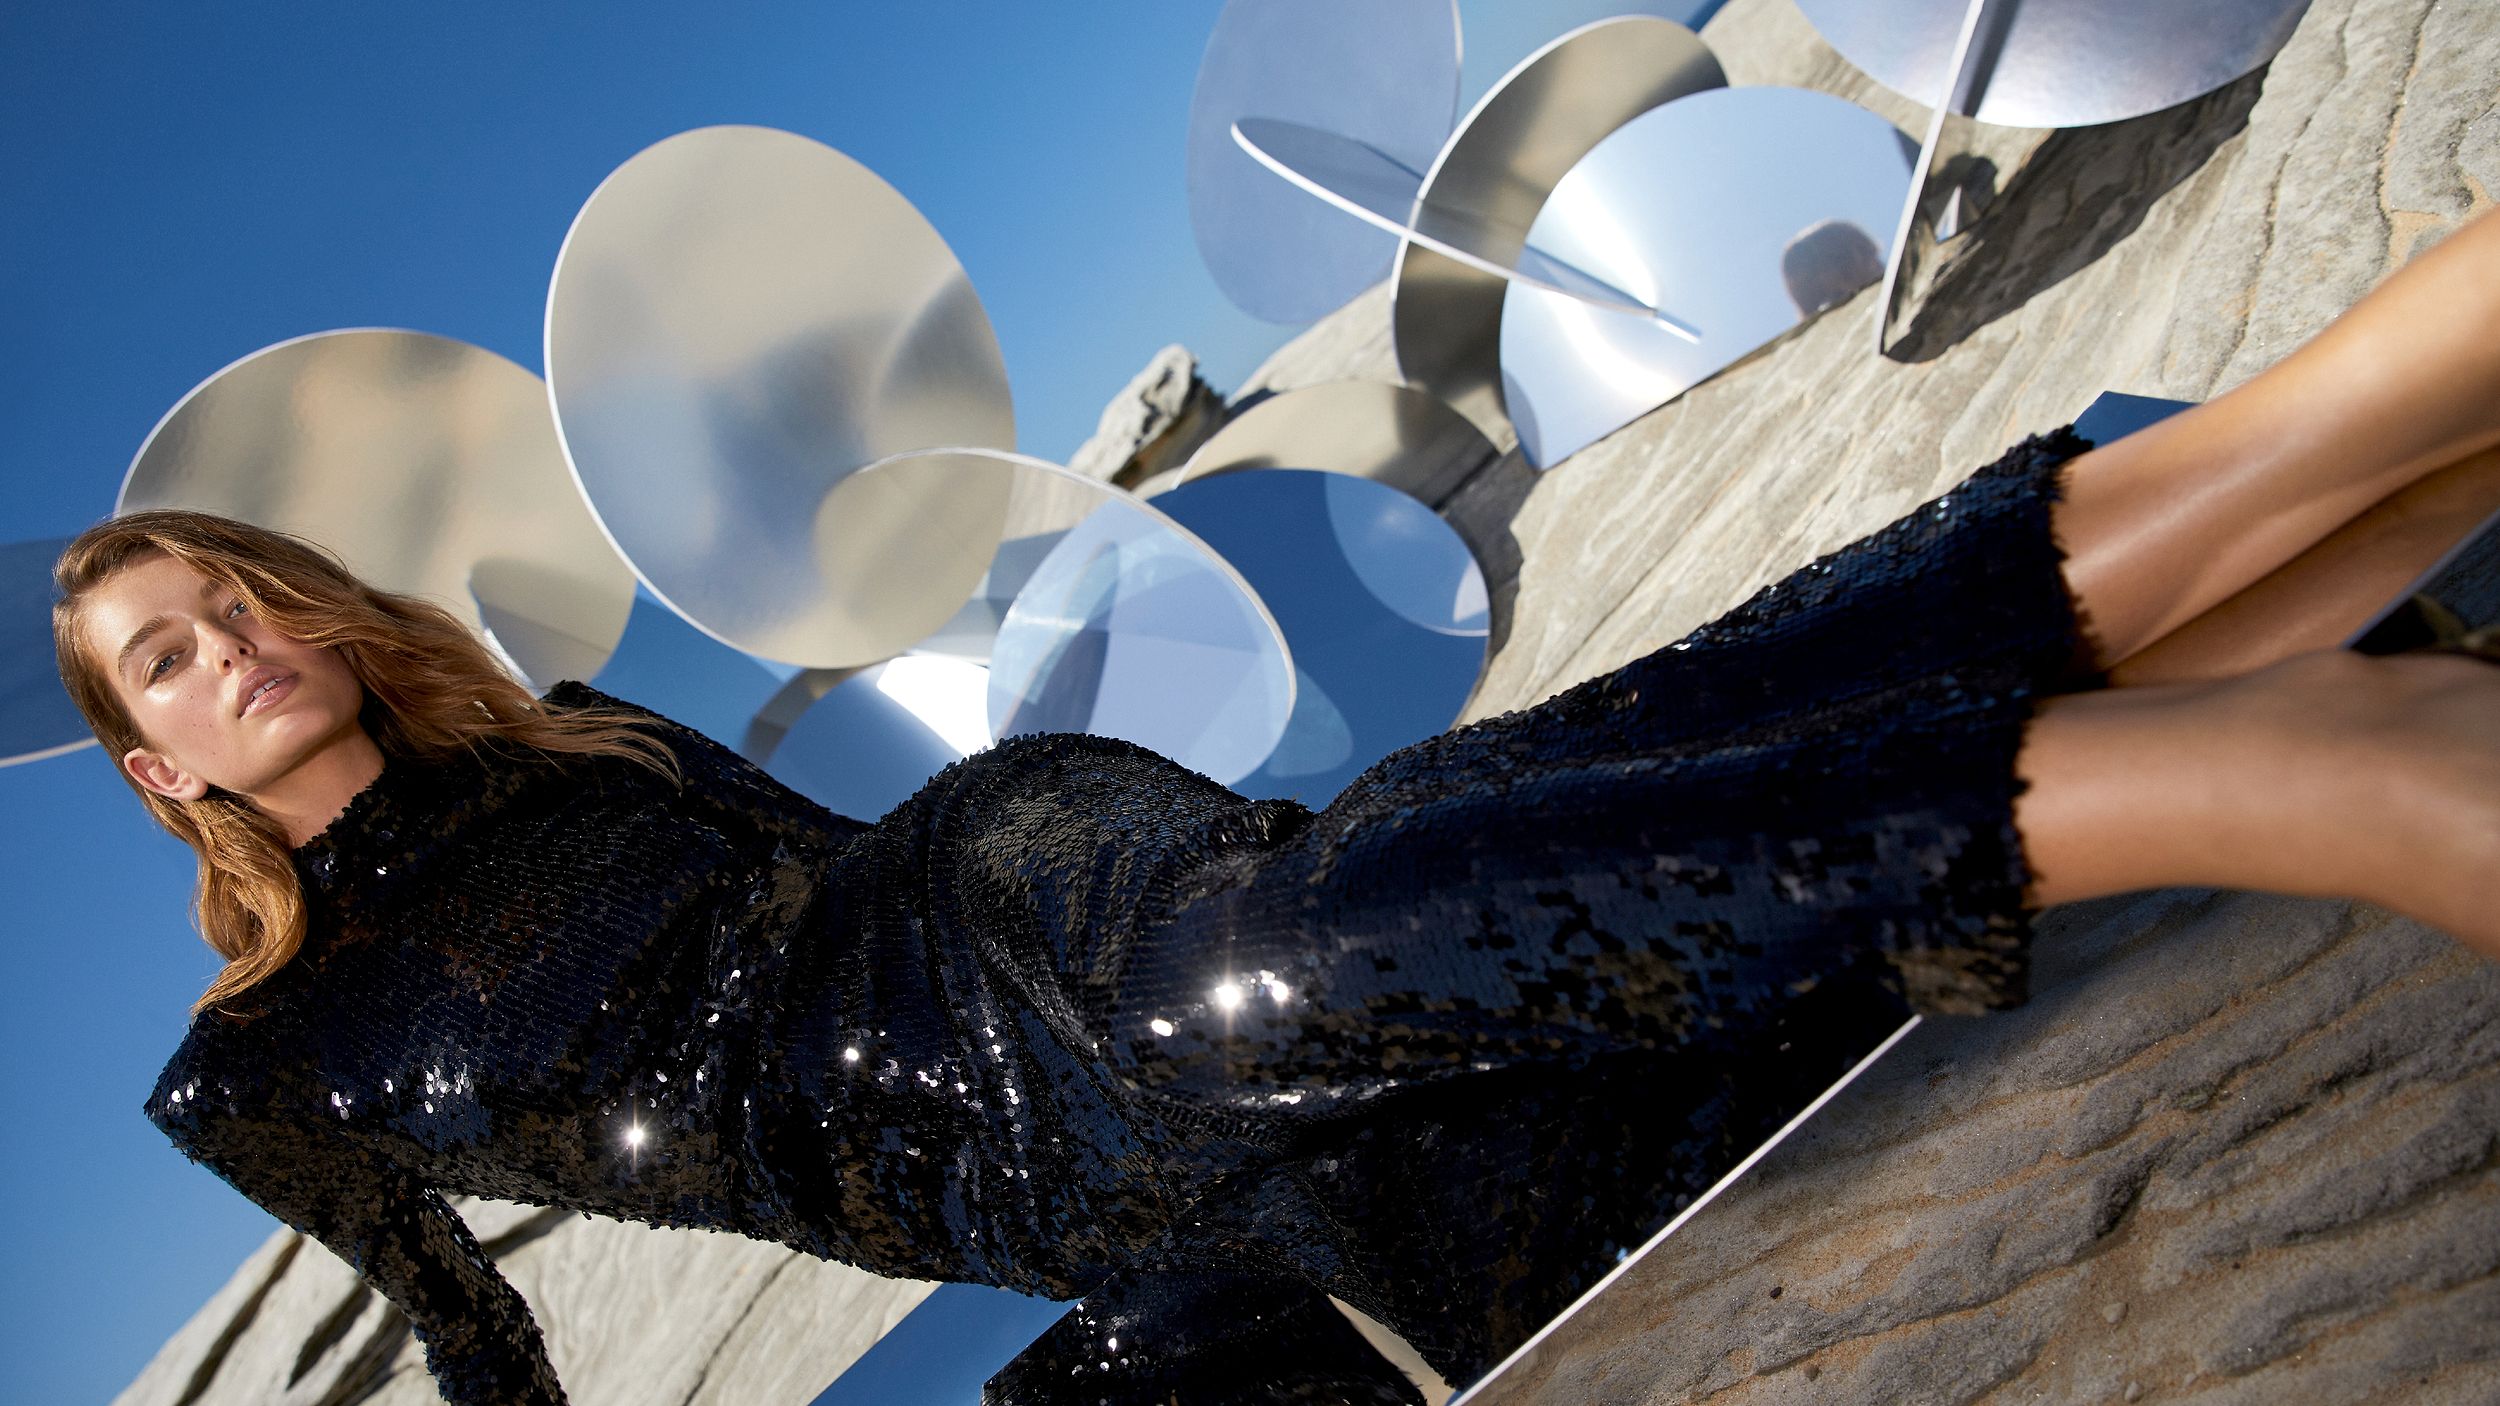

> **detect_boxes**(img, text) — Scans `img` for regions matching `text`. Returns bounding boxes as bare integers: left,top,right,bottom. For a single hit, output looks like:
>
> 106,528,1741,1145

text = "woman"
62,207,2500,1406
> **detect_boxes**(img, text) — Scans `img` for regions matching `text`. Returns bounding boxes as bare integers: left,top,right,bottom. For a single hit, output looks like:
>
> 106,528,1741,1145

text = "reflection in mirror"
2069,390,2196,449
3,537,93,767
1794,0,2311,129
1499,87,1916,467
1868,0,2002,357
546,124,1014,667
118,329,637,690
806,1284,1073,1406
1393,14,1728,427
824,448,1296,787
754,655,990,822
1170,380,1498,508
1152,469,1490,806
1783,218,1887,317
1827,0,2311,357
1230,117,1661,320
1186,0,1460,324
468,558,630,689
1452,0,1731,108
586,590,791,753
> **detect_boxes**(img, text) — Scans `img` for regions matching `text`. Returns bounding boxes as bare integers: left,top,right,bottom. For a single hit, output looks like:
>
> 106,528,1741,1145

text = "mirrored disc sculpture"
1166,381,1498,508
807,1283,1073,1406
1452,0,1725,95
546,124,1015,667
1850,0,2308,356
1866,0,2015,356
1388,16,1727,428
1187,0,1461,324
750,655,992,822
3,536,93,767
816,448,1296,787
1229,118,1664,321
2069,389,2196,449
118,329,637,689
1499,87,1916,467
1152,468,1488,807
1794,0,2311,129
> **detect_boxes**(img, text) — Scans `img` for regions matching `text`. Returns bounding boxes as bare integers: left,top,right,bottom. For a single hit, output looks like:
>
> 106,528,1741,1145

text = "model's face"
79,552,370,804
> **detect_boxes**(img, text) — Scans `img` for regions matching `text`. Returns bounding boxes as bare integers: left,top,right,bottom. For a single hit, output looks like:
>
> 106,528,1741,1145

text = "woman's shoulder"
144,1000,290,1143
537,678,730,783
540,679,730,763
539,677,639,715
539,679,868,844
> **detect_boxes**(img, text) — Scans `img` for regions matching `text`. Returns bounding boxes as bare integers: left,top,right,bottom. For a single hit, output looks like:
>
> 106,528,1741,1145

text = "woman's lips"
241,673,295,717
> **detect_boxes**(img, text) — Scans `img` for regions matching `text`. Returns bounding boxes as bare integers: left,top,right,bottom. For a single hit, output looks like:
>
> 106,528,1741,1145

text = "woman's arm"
148,1080,567,1406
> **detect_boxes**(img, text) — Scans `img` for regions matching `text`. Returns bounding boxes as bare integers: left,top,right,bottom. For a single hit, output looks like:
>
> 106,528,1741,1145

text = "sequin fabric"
148,429,2098,1406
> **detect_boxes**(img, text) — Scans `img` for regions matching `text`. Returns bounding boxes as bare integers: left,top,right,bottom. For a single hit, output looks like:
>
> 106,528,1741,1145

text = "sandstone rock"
1232,283,1402,406
1064,343,1229,490
113,1202,932,1406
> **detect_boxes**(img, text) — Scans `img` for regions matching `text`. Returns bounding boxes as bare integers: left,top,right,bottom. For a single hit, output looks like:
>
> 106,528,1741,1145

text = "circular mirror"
1172,381,1496,508
1795,0,2310,129
823,448,1296,786
119,329,635,688
1500,88,1915,467
546,125,1014,666
1187,0,1461,323
752,656,992,822
1154,469,1488,804
1393,17,1727,426
3,537,93,767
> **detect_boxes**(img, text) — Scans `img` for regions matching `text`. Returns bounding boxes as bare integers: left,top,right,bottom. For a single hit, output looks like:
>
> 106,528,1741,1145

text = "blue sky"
0,3,1717,1401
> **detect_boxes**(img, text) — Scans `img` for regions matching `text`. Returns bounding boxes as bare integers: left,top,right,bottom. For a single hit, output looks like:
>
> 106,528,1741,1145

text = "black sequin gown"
146,431,2101,1406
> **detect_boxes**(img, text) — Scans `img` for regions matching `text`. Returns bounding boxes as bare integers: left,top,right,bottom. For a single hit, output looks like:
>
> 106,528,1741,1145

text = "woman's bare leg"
2107,445,2500,686
2050,210,2500,669
2013,649,2500,954
1999,215,2500,946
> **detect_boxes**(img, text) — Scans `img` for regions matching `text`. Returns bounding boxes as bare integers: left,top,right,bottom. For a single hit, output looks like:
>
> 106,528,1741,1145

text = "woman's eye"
146,651,177,682
226,599,248,618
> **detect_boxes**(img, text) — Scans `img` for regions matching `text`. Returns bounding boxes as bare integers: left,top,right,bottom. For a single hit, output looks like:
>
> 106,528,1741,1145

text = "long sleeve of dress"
149,1081,567,1406
984,1269,1423,1406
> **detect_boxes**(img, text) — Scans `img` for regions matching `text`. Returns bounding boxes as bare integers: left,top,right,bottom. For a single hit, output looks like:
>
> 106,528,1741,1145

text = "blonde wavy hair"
53,509,677,1019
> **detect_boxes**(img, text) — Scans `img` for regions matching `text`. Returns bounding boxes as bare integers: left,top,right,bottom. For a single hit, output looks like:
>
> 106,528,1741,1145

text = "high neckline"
287,744,511,902
288,753,400,855
287,683,606,891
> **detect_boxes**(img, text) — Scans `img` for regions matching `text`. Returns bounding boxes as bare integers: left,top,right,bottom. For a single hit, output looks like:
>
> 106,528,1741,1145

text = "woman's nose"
205,621,255,668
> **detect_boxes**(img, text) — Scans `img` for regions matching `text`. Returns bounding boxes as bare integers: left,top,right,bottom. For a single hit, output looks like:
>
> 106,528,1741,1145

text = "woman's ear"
123,747,209,802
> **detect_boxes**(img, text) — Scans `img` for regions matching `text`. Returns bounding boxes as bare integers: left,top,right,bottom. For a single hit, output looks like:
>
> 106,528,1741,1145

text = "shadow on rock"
1885,65,2268,364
